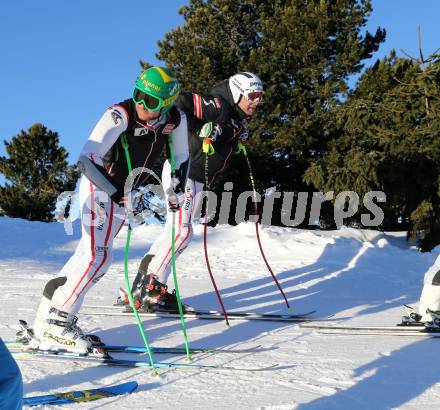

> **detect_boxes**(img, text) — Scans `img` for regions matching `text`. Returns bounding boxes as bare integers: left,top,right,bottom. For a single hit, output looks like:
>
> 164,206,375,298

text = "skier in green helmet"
25,66,189,355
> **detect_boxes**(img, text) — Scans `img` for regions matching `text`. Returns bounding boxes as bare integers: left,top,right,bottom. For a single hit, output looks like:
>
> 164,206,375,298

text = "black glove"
239,120,249,142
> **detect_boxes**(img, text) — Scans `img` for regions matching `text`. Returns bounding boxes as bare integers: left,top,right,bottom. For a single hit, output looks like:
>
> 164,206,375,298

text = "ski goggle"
132,87,164,111
244,91,264,104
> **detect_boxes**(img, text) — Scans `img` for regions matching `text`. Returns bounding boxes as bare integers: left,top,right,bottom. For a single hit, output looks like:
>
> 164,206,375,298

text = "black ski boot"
139,274,186,313
114,255,154,309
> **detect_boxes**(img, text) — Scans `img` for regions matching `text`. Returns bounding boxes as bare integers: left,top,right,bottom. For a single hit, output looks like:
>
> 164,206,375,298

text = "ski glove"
239,125,249,142
166,187,180,212
119,189,145,216
166,174,182,212
238,119,249,142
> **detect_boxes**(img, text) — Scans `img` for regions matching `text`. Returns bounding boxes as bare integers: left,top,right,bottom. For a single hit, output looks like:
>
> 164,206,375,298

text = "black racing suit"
176,80,250,185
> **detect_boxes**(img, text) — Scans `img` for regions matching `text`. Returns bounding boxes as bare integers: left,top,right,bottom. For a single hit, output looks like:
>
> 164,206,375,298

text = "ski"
81,305,322,322
300,322,440,337
7,341,261,355
316,330,440,338
300,323,428,332
12,349,278,372
23,381,137,406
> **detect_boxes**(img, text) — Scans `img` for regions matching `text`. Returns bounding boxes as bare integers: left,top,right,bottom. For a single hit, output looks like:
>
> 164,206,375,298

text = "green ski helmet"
133,66,180,114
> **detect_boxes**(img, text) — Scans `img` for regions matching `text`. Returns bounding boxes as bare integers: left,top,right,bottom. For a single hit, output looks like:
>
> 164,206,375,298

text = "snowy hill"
1,217,440,409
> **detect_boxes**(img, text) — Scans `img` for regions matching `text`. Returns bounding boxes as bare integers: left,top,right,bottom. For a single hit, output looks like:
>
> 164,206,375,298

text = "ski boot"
34,293,104,346
401,304,423,326
424,309,440,332
116,287,143,312
139,274,187,313
30,297,105,355
33,307,95,354
17,318,107,357
115,255,154,309
68,314,103,346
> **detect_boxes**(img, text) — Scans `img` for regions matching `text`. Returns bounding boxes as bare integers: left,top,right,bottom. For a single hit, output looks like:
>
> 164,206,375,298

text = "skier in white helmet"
118,72,264,312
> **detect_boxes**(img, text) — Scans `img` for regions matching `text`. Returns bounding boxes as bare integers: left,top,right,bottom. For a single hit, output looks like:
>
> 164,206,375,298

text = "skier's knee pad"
43,277,67,300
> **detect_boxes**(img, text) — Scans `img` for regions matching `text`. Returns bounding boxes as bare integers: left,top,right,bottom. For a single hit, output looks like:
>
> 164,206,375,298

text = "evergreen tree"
153,0,385,223
0,124,80,221
304,53,440,249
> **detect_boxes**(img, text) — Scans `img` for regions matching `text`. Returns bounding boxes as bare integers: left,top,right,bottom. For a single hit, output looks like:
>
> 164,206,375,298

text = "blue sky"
0,1,438,178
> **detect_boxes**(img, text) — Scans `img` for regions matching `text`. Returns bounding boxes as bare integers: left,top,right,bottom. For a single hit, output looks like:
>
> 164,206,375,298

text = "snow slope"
1,216,440,410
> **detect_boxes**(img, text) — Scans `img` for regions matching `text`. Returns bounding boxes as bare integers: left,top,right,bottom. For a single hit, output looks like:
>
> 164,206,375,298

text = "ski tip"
120,381,139,393
22,381,139,406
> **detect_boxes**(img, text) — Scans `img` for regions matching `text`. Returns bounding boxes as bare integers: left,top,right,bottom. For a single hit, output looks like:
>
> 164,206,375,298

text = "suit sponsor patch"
134,128,151,136
95,246,109,255
111,109,123,125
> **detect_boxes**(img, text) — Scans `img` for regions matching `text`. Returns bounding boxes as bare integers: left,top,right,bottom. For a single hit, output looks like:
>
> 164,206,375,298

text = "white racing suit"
145,162,205,284
50,177,127,313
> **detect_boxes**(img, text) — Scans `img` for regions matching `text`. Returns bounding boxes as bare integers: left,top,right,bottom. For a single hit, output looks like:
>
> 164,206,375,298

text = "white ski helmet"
228,72,264,104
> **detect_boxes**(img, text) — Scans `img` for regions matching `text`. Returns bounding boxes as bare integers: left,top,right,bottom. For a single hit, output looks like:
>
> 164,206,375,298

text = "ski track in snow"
1,217,440,409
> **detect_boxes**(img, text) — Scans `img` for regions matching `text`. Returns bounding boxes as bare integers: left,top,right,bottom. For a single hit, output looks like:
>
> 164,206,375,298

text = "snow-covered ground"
1,216,439,410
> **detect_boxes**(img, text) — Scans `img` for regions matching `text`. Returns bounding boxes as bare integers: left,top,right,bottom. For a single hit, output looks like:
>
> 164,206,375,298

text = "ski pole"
238,142,291,310
203,136,230,326
167,134,191,359
121,134,158,375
